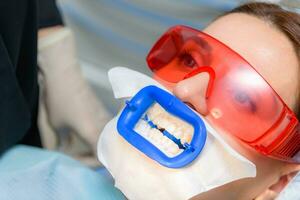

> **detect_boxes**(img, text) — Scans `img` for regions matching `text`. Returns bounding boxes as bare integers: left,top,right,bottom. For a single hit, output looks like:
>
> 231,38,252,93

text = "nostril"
184,100,209,116
184,102,196,111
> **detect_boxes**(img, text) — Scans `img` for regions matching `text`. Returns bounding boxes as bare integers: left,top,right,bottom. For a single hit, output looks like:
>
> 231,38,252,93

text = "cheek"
221,127,268,161
204,128,283,198
210,123,282,177
192,172,277,200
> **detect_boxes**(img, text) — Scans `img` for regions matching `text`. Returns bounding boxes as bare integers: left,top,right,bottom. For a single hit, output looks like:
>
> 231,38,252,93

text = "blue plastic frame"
117,85,207,168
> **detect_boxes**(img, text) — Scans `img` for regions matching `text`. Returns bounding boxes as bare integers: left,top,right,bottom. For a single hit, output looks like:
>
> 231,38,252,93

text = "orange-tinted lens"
146,25,300,163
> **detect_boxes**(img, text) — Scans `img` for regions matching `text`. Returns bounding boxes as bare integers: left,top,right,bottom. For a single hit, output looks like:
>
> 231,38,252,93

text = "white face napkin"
97,66,256,200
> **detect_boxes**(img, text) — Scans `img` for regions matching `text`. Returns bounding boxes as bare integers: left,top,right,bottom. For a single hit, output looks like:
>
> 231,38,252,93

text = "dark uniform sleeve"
0,0,41,154
0,0,64,155
38,0,64,29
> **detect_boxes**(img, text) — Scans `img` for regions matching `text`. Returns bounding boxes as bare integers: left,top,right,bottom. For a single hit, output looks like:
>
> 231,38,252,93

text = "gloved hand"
38,27,110,156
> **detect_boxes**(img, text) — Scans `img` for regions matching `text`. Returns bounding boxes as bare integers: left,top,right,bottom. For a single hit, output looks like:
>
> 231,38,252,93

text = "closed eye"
234,91,257,113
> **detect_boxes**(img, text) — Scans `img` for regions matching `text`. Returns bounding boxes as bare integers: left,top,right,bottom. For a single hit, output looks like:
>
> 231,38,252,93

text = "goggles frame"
146,25,300,163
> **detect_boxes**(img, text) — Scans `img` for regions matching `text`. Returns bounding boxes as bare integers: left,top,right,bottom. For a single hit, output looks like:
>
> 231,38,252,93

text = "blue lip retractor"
117,85,207,168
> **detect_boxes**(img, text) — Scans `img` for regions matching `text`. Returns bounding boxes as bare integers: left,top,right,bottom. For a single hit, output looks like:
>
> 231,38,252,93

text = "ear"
255,164,300,200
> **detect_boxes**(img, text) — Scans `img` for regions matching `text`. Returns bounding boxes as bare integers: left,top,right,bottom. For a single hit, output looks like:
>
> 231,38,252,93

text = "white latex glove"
38,27,110,153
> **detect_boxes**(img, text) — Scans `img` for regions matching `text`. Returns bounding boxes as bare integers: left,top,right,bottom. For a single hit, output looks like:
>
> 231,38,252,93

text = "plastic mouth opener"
117,85,207,168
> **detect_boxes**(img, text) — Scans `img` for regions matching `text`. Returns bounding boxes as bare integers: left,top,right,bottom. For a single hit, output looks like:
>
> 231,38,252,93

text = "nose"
172,72,211,115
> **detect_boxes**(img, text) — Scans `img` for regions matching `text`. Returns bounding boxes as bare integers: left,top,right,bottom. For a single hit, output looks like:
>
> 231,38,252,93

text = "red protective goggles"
146,25,300,163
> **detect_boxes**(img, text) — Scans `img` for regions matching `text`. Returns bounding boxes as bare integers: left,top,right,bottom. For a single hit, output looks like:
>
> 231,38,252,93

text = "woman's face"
170,13,300,200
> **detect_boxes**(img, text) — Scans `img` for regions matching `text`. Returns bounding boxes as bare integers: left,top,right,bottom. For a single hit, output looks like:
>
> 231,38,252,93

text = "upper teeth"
134,103,194,157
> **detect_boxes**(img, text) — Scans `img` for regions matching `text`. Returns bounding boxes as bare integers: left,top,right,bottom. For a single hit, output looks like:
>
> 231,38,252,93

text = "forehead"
203,13,299,108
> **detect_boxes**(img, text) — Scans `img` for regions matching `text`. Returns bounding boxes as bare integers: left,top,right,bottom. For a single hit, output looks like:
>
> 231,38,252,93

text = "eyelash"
179,49,193,59
178,49,198,68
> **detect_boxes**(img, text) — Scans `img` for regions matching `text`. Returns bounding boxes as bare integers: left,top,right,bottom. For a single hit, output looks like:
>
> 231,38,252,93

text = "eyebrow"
189,36,212,52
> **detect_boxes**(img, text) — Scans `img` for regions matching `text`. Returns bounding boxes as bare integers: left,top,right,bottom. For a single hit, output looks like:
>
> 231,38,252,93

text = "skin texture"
171,13,300,200
38,26,64,38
